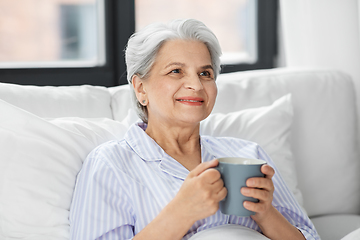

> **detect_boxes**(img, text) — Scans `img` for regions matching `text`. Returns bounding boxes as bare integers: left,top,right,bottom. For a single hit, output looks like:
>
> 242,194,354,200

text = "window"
0,0,105,68
0,0,277,86
0,0,133,86
135,0,258,65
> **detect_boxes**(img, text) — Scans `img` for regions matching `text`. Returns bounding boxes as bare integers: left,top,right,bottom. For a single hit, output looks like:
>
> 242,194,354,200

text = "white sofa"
0,68,359,240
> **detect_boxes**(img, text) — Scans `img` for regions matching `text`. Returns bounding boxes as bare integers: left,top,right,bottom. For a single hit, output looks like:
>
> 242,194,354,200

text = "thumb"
188,159,219,177
261,164,275,179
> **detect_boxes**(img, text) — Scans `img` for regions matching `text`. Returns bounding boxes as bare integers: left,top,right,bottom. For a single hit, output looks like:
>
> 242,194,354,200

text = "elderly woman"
69,19,319,240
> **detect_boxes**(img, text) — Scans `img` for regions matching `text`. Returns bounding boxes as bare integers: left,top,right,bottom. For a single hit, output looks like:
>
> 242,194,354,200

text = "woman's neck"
145,121,202,171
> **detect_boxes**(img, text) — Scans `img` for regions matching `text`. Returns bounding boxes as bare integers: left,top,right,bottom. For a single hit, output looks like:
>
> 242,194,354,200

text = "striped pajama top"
69,122,319,239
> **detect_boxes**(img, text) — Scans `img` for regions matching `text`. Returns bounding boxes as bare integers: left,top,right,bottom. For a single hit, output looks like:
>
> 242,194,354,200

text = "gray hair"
124,19,222,123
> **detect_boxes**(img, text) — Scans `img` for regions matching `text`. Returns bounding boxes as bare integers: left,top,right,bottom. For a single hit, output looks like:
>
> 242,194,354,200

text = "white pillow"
110,84,133,122
188,224,269,240
0,82,113,118
0,100,127,240
201,94,304,208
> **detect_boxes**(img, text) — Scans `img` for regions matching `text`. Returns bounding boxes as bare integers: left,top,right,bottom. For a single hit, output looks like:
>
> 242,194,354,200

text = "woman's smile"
176,96,204,106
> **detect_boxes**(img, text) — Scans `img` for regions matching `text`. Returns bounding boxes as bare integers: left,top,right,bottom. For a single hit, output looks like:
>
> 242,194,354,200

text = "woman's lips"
176,97,204,106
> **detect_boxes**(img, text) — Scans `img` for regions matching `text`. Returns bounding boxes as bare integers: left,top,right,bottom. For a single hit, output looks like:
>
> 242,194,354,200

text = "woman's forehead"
155,40,212,67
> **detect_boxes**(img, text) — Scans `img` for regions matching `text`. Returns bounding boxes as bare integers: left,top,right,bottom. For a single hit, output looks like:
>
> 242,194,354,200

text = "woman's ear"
132,75,147,105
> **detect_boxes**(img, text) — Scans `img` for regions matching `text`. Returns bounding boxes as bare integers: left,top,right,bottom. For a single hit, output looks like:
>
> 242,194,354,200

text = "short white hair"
125,19,222,123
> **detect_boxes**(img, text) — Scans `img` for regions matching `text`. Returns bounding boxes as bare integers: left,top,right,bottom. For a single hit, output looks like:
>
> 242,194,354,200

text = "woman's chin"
148,111,211,128
176,115,209,126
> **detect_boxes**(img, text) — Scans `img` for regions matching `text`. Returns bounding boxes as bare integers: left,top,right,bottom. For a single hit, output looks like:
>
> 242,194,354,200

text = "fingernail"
243,201,251,208
247,179,254,186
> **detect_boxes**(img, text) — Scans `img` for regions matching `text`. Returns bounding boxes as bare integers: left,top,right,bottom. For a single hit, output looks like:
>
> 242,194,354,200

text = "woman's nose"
184,73,204,91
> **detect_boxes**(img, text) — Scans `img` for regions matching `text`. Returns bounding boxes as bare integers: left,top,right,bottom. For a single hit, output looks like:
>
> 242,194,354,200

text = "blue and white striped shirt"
69,122,319,239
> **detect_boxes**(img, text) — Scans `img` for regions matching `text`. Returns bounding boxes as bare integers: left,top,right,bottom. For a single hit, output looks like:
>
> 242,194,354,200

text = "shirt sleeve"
69,147,135,240
257,146,320,240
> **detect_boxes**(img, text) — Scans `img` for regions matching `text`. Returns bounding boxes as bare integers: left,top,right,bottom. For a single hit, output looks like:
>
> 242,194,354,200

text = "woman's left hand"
240,165,306,239
240,164,276,222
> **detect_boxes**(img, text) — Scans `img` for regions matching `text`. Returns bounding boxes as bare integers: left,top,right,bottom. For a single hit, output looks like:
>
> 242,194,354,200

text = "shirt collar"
124,122,218,179
124,122,165,161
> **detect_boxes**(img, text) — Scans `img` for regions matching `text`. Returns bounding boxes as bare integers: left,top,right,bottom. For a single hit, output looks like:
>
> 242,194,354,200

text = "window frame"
0,0,134,87
0,0,277,86
221,0,278,73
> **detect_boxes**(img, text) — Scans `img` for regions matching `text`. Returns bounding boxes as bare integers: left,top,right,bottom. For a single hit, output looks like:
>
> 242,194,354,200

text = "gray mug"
216,157,266,217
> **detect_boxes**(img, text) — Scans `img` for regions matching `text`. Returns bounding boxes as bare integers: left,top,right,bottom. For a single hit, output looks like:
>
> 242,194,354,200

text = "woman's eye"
170,69,180,74
200,71,211,77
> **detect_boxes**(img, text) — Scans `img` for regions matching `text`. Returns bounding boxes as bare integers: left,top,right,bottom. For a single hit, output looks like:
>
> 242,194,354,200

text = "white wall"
279,0,360,123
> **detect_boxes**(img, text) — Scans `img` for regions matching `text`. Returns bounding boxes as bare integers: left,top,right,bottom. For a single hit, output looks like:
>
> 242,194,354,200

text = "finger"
241,187,272,202
246,177,274,192
200,168,222,184
261,164,275,179
217,186,228,201
211,178,225,191
188,159,219,177
243,200,265,213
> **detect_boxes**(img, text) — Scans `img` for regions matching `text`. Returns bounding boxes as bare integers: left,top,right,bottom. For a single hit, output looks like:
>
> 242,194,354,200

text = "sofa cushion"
311,214,360,240
0,82,113,118
213,68,360,217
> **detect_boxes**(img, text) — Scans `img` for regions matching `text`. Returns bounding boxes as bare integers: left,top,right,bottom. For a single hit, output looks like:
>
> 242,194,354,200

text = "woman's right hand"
133,159,227,240
173,159,227,223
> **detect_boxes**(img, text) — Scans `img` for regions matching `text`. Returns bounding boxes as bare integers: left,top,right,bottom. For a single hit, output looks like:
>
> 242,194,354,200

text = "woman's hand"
240,164,275,222
173,159,227,223
133,159,226,240
240,164,306,239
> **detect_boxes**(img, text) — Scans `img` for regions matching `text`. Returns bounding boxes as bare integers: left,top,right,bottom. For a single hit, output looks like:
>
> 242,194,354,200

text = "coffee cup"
215,157,266,217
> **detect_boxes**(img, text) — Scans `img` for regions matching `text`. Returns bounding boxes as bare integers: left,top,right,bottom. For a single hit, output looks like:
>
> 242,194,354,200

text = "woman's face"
138,39,217,127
